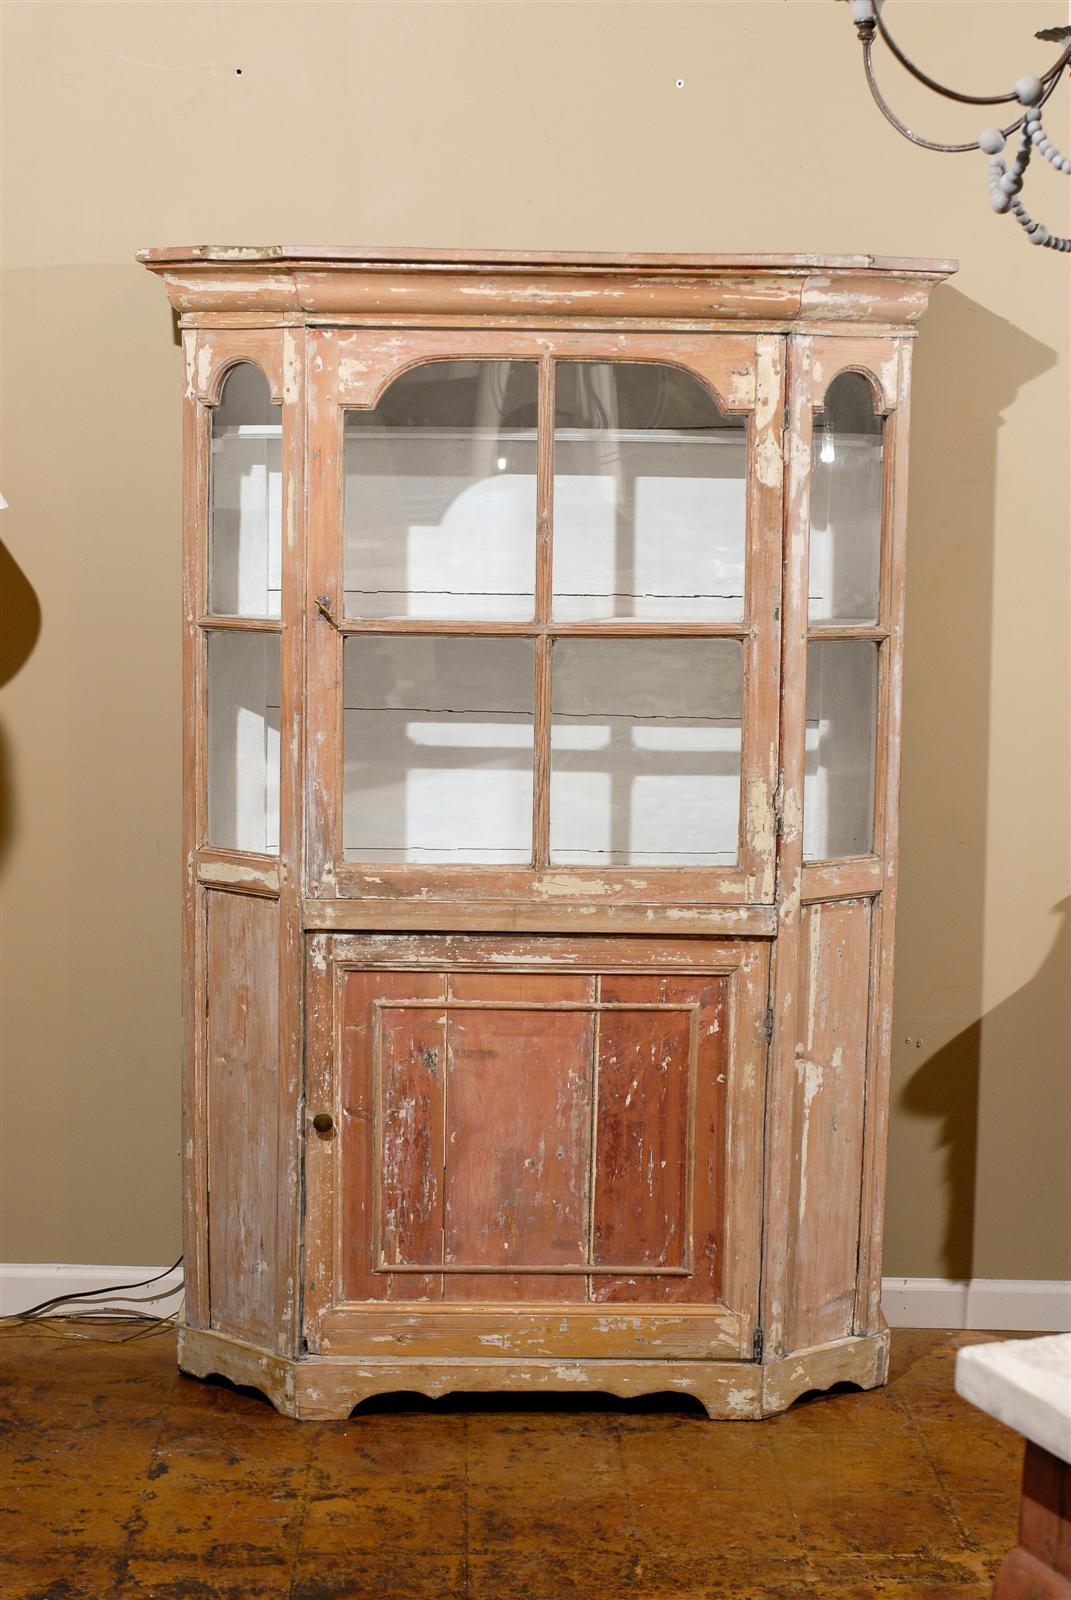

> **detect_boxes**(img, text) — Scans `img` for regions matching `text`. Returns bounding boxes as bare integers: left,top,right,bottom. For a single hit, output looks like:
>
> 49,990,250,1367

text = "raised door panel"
784,897,872,1352
304,934,768,1361
205,890,279,1344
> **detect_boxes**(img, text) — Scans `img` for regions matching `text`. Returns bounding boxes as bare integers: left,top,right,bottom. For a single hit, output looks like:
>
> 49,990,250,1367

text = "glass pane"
207,632,280,852
809,372,883,625
344,361,538,621
803,641,879,861
550,638,742,867
209,363,282,618
553,362,746,623
343,636,534,863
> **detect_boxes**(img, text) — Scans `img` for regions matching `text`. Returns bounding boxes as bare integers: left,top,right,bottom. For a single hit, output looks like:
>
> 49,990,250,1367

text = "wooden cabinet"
140,247,954,1418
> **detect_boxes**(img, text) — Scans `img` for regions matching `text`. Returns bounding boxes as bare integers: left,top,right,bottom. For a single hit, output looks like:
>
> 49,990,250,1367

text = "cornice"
138,247,956,328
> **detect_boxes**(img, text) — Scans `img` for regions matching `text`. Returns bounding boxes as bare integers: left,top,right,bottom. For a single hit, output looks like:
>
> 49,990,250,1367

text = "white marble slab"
955,1334,1071,1464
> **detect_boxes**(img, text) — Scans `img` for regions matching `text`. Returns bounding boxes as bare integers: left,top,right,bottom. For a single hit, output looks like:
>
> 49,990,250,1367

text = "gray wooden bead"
1015,74,1043,106
979,128,1006,154
1000,173,1022,194
991,191,1012,213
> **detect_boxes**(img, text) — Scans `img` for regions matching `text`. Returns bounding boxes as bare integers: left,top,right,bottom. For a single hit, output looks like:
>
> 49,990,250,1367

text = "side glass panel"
550,638,743,866
804,641,878,860
809,372,883,625
207,632,281,852
209,363,282,618
344,361,538,621
553,363,746,623
343,636,535,863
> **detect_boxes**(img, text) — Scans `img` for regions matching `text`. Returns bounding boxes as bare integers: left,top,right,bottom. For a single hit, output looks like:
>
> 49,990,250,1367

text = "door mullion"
532,356,555,866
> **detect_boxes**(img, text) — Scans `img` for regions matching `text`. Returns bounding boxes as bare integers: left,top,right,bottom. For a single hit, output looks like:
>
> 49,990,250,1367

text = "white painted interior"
207,631,281,854
549,637,743,866
210,362,282,619
344,425,539,622
804,639,879,861
343,634,535,863
552,431,746,623
809,371,884,627
345,359,539,621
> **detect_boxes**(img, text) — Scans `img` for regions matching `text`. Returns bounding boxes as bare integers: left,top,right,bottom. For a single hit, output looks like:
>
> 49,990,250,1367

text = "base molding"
0,1262,184,1319
4,1265,1067,1333
880,1277,1071,1333
176,1323,890,1421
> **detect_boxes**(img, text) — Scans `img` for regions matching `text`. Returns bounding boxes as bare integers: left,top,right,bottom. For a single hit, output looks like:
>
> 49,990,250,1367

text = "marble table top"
955,1334,1071,1464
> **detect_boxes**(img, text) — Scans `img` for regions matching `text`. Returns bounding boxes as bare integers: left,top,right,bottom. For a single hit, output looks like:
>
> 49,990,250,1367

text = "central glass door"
307,332,783,908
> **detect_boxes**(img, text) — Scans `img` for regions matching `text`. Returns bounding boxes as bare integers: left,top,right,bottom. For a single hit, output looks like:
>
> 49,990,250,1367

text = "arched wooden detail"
329,327,764,415
186,330,287,406
811,339,900,414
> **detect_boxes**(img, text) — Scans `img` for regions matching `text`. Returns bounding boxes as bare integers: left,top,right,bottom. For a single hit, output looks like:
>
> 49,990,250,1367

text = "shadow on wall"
901,902,1071,1280
895,286,1061,1281
0,539,42,872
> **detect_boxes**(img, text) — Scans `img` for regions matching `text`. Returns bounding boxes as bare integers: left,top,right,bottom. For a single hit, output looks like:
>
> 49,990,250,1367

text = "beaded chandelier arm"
845,0,1071,253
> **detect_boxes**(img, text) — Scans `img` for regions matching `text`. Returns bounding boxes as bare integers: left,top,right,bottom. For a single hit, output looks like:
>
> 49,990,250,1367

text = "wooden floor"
0,1326,1025,1599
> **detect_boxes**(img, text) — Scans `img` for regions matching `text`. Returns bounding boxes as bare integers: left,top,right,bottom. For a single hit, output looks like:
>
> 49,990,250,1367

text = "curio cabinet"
139,246,954,1418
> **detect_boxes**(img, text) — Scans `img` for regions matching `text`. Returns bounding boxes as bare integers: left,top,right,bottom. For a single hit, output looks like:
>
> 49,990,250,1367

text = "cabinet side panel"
206,890,280,1343
785,897,871,1352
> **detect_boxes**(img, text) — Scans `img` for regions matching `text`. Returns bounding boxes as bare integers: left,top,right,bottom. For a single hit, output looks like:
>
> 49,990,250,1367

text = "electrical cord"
0,1256,185,1344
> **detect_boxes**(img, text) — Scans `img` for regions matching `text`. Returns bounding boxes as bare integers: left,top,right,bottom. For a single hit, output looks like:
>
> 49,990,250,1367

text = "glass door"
306,331,784,913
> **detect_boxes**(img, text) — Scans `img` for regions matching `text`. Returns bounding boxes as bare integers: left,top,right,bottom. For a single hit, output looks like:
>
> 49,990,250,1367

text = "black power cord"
0,1255,185,1344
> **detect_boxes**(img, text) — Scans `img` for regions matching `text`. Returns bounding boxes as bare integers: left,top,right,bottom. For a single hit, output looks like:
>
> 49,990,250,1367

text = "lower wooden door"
303,933,770,1363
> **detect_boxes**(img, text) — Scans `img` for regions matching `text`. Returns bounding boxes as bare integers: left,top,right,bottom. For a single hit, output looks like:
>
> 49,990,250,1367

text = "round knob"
311,1112,334,1135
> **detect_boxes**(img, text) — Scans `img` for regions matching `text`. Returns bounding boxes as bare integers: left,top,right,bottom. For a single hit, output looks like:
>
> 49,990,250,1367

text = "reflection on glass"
553,363,746,623
344,361,538,621
809,372,883,625
207,632,281,853
209,363,282,618
343,636,534,862
803,641,879,860
550,638,742,866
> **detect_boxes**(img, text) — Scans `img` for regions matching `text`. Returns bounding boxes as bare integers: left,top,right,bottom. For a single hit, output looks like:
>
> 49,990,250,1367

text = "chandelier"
845,1,1071,253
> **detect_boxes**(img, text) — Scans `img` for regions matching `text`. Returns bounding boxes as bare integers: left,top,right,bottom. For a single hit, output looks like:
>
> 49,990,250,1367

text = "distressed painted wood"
204,890,280,1345
146,247,953,1419
176,1323,890,1421
784,898,872,1352
139,248,955,330
305,937,767,1361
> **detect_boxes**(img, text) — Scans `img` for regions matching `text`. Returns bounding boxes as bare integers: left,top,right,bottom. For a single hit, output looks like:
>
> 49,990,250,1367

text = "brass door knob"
311,1112,334,1135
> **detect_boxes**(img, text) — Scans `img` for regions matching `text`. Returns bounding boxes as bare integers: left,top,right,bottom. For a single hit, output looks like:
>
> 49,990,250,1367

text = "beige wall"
2,1,1068,1280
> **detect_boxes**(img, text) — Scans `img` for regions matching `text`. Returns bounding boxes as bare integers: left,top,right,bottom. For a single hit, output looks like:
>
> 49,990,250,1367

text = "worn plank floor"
0,1327,1024,1599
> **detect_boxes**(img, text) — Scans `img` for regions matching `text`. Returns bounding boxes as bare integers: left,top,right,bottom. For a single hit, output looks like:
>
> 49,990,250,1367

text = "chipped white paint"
728,363,755,407
194,341,215,397
282,331,300,406
755,432,782,490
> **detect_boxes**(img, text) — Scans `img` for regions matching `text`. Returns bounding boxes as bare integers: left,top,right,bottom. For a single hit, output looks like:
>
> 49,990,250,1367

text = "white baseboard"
2,1265,1067,1333
0,1263,184,1319
881,1277,1071,1333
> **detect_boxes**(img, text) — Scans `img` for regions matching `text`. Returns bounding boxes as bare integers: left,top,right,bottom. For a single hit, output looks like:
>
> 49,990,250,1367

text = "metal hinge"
764,1005,774,1043
753,1326,764,1363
